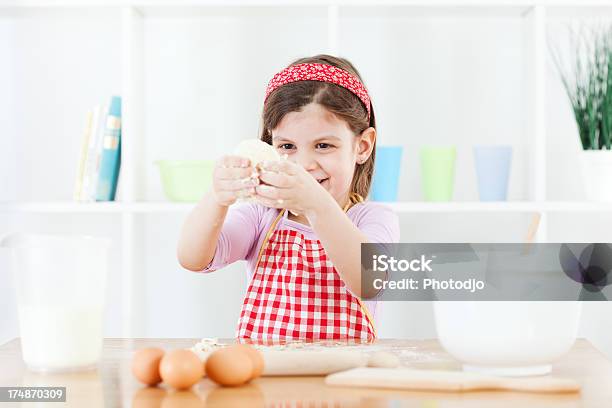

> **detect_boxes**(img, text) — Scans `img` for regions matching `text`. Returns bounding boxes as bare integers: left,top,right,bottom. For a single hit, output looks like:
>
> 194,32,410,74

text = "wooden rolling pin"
325,367,581,393
261,350,368,376
260,350,401,376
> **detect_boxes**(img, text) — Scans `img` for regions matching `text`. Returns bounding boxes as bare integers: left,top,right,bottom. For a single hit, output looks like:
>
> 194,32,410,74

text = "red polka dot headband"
264,63,371,120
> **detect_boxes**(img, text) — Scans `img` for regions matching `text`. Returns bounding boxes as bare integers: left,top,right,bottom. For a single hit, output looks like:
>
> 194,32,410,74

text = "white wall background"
2,3,612,359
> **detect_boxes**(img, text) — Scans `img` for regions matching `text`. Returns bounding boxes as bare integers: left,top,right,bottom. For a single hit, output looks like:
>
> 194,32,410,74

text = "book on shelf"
73,109,93,201
96,96,122,201
73,96,122,202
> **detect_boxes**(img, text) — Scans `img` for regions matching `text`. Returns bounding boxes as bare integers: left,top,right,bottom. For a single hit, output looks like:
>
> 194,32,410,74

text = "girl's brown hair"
260,54,376,199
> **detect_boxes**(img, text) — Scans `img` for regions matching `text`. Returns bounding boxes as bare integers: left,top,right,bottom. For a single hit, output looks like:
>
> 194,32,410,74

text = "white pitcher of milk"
2,233,111,372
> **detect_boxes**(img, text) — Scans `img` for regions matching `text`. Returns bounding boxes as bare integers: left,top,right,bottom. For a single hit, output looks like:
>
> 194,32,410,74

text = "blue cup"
473,145,512,201
370,146,403,201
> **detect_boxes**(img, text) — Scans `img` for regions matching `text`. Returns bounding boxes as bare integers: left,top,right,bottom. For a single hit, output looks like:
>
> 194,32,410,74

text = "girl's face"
271,103,374,206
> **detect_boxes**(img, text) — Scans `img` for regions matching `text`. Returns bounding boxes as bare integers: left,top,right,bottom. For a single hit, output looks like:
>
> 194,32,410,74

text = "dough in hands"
233,139,286,205
234,139,280,168
232,139,299,216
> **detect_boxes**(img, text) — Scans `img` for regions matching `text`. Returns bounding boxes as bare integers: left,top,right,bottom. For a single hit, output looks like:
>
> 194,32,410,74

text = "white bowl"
434,301,582,376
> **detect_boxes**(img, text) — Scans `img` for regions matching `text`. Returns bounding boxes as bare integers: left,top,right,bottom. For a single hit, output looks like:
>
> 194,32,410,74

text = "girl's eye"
316,143,333,149
277,143,294,150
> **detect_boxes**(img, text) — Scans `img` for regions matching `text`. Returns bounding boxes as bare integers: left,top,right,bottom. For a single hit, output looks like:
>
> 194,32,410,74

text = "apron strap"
355,297,377,340
342,192,364,212
253,208,286,269
342,192,377,340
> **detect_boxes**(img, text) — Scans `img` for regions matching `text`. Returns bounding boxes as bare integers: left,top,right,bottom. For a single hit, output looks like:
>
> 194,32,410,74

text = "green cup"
420,146,456,201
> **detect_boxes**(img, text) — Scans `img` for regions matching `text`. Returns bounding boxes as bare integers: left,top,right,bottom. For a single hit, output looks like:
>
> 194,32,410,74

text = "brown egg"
132,348,165,386
205,346,253,386
234,344,264,379
159,349,204,390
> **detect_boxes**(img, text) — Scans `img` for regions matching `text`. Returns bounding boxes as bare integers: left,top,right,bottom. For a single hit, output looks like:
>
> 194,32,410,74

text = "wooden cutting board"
325,367,581,393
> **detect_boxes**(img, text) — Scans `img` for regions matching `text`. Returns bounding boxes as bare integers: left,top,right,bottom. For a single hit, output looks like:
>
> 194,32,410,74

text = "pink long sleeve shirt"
199,201,400,325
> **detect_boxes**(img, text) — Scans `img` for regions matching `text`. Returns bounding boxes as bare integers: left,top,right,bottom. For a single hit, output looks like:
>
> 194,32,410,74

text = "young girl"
178,55,399,342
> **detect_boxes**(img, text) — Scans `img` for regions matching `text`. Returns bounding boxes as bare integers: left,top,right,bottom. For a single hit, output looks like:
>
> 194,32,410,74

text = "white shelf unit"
2,0,612,338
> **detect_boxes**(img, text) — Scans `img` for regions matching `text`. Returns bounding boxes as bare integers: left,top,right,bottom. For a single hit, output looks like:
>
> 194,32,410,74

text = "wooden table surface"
1,337,612,407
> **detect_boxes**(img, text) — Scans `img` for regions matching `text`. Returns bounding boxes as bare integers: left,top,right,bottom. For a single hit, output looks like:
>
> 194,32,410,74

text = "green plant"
551,24,612,150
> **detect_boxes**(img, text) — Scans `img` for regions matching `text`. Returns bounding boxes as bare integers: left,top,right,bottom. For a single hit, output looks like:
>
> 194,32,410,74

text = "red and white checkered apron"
236,207,376,342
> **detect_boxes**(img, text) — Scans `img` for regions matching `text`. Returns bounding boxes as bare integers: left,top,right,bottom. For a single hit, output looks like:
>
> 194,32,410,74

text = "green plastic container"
155,160,215,202
420,146,456,202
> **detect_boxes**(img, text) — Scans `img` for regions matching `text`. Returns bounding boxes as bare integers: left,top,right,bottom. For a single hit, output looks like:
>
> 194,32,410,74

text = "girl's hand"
254,160,329,216
211,155,258,207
